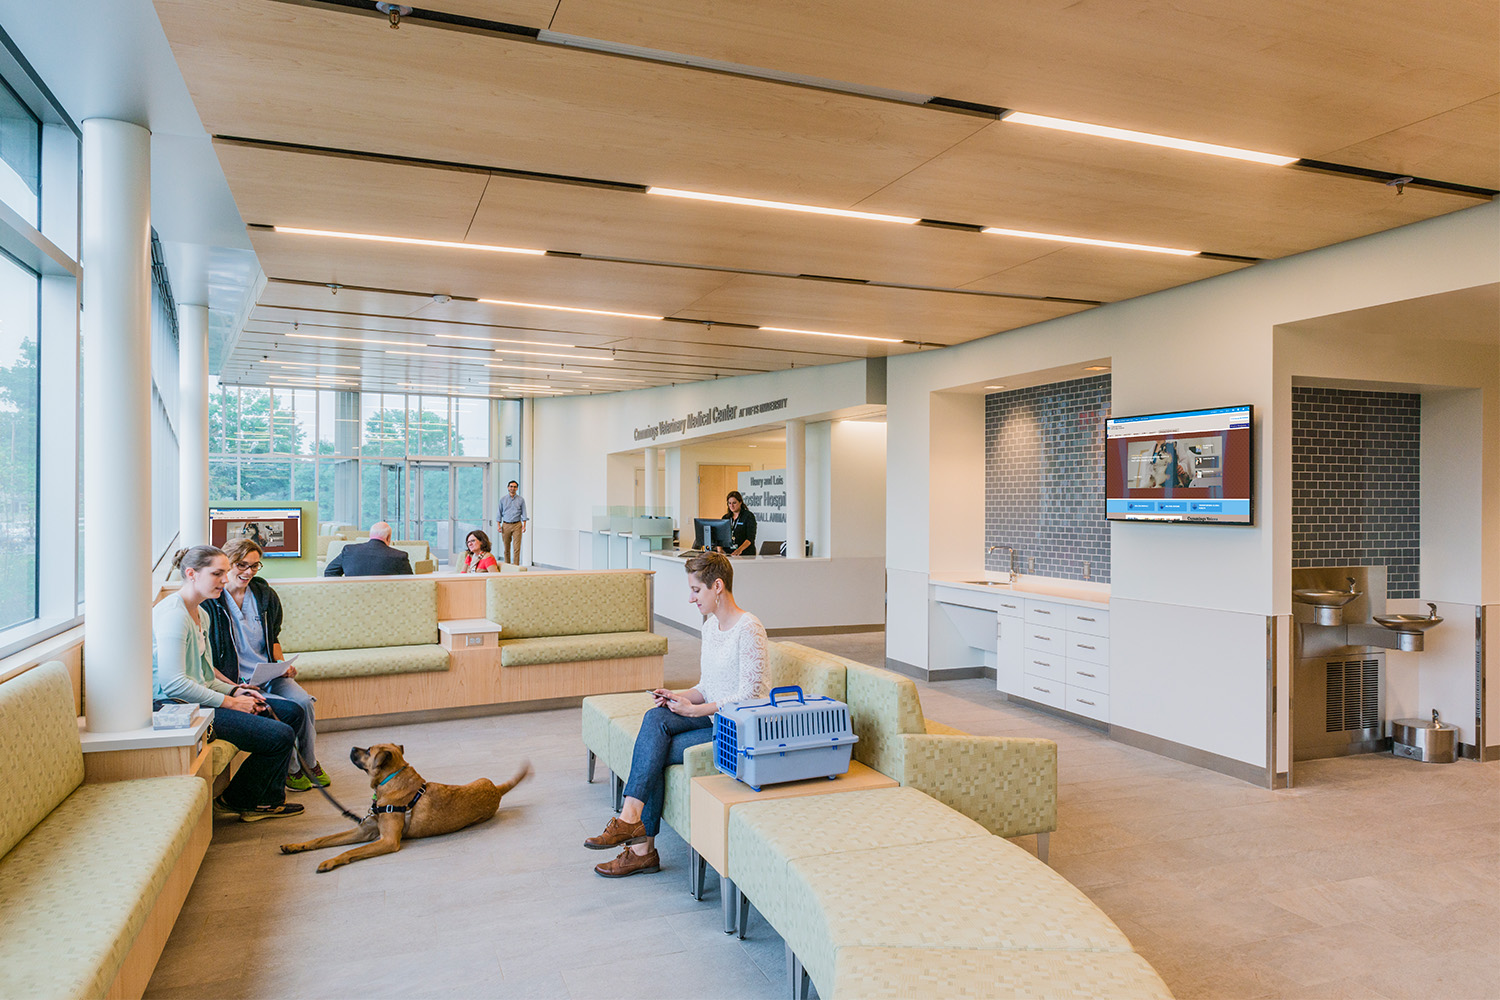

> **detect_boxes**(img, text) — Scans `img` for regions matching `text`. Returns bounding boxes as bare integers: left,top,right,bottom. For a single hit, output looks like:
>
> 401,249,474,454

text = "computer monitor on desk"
692,517,732,551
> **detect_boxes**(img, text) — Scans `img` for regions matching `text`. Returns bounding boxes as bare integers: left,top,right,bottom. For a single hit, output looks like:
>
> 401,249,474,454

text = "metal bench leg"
737,888,751,940
688,848,706,900
786,943,810,1000
612,773,624,813
587,750,596,783
1037,831,1050,865
721,875,737,933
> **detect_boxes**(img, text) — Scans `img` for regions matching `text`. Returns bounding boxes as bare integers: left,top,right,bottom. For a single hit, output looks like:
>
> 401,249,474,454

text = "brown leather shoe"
584,816,648,850
594,846,661,878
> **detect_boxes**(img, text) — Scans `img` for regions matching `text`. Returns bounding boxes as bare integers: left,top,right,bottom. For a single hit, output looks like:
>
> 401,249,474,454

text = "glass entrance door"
411,462,489,568
360,460,405,533
411,463,452,566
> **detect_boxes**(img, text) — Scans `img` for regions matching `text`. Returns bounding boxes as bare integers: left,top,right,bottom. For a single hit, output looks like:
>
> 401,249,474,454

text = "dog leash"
259,701,366,825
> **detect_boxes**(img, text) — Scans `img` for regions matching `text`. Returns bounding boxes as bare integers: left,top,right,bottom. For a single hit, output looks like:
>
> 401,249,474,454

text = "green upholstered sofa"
276,578,448,719
728,789,1171,999
581,640,1057,892
0,662,210,1000
486,572,667,667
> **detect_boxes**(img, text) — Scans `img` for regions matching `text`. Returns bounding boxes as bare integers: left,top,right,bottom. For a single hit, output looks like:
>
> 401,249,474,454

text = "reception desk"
646,551,884,633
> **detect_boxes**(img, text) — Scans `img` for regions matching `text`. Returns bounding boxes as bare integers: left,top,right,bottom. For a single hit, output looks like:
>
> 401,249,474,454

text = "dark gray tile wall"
984,375,1110,582
1291,386,1420,599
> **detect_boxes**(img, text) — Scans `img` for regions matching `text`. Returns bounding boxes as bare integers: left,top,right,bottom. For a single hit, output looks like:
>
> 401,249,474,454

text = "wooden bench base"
105,797,211,999
298,649,664,720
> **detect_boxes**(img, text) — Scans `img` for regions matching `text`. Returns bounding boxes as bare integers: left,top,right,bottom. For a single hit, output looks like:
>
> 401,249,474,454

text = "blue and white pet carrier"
713,686,858,791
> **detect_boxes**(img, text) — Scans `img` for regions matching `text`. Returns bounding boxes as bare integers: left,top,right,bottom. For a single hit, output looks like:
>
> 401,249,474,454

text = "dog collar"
376,765,409,789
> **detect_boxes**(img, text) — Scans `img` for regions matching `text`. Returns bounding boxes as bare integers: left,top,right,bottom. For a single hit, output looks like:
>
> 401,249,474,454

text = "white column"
785,418,806,559
643,445,659,514
178,303,209,546
82,119,153,733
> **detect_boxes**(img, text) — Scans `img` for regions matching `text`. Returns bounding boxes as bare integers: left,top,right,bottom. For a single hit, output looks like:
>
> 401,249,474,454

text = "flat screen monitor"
692,517,733,550
1104,405,1253,525
209,507,304,557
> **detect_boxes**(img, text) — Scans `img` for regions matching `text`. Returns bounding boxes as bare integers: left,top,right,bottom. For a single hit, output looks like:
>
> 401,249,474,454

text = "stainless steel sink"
1293,588,1361,608
960,580,1011,587
1374,603,1443,632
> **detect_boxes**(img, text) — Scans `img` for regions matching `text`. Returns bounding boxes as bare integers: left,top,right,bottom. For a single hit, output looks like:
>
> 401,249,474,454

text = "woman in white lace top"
585,551,769,877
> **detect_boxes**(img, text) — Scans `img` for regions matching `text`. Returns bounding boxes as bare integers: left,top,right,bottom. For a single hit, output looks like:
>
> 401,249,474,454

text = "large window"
0,30,82,656
0,251,39,630
208,388,517,547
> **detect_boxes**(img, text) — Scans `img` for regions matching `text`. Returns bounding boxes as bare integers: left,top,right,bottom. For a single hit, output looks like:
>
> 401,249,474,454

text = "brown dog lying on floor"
280,743,531,872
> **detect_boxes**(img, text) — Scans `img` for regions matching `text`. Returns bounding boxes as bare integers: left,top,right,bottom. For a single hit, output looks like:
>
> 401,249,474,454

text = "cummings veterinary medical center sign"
631,396,788,443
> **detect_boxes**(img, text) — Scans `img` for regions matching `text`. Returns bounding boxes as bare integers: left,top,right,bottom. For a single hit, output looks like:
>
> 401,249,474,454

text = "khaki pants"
501,521,524,564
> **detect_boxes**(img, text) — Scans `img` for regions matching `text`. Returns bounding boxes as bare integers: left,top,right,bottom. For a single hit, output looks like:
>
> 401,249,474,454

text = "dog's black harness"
368,765,426,821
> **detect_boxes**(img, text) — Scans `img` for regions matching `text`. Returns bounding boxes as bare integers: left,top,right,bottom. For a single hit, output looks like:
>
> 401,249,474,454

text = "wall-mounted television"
209,507,304,557
1104,405,1253,524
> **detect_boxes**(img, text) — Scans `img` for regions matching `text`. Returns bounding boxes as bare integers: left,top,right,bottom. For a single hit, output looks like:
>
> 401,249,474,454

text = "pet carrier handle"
769,686,805,705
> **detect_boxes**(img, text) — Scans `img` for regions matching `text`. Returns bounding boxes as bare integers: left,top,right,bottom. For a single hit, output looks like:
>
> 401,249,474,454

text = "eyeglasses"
235,561,263,574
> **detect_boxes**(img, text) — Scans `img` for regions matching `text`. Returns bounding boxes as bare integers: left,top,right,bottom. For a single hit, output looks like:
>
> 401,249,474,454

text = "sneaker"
309,764,332,787
594,846,660,878
238,801,306,823
584,816,648,850
285,770,313,792
212,795,242,818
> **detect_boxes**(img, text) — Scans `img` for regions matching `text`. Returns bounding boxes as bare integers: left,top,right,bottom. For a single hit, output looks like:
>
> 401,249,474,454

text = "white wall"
886,201,1499,767
531,360,882,568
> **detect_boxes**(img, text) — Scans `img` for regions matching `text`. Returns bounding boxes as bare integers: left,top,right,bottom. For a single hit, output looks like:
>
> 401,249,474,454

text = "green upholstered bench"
727,788,1171,999
276,579,448,719
487,571,667,668
0,662,211,1000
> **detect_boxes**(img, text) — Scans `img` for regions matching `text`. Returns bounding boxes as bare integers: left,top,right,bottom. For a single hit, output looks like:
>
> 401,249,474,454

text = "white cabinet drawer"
1023,624,1066,653
1068,607,1109,636
1067,662,1109,694
1025,600,1067,626
1067,634,1110,664
1023,650,1066,682
995,596,1025,619
1064,687,1109,721
1020,674,1065,709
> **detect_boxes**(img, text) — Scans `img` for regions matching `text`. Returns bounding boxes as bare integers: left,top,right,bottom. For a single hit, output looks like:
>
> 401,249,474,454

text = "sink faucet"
985,545,1019,584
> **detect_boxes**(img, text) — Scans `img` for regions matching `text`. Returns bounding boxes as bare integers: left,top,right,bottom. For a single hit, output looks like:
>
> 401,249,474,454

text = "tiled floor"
146,624,1499,999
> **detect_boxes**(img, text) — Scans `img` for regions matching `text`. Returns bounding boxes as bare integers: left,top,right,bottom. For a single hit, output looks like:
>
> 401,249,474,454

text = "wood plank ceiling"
153,0,1498,400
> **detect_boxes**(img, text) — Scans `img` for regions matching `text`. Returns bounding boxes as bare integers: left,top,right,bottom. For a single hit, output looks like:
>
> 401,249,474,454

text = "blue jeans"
176,695,303,810
623,707,714,836
262,676,317,773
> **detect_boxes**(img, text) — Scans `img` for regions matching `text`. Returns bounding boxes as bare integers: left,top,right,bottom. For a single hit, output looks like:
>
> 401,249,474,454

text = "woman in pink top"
457,529,500,573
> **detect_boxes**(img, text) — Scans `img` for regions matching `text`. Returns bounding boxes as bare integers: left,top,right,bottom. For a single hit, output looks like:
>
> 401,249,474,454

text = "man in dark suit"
323,521,413,577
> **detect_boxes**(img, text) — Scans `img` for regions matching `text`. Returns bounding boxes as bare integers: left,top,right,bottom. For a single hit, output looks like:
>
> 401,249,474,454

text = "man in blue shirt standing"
498,480,529,565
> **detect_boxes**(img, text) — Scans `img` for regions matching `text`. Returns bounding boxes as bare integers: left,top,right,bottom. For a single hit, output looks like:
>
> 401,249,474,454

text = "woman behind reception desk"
720,491,757,556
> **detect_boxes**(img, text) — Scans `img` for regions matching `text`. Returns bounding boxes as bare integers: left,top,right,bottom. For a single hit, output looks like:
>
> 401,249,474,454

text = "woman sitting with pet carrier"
585,551,768,877
204,537,330,791
153,545,306,821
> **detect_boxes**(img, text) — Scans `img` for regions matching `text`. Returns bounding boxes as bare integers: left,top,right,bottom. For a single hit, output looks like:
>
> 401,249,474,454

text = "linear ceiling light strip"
281,1,1491,197
272,225,543,255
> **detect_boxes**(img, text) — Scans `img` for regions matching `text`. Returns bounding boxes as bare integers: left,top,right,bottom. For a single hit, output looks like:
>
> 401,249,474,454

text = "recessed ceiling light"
646,187,920,226
289,332,423,347
759,326,903,344
483,363,585,374
266,361,362,371
272,226,545,256
1084,365,1111,371
1001,112,1298,166
984,384,1007,389
478,297,664,321
434,333,578,349
981,227,1197,256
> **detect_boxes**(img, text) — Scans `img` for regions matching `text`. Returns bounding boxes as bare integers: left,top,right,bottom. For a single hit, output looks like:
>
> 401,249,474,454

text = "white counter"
647,551,886,632
930,574,1110,609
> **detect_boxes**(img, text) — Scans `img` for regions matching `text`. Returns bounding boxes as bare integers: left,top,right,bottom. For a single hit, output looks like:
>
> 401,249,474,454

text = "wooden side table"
437,618,503,651
688,761,898,934
78,710,214,783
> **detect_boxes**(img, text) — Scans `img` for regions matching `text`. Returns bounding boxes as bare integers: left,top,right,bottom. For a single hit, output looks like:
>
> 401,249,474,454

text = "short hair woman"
585,551,769,877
